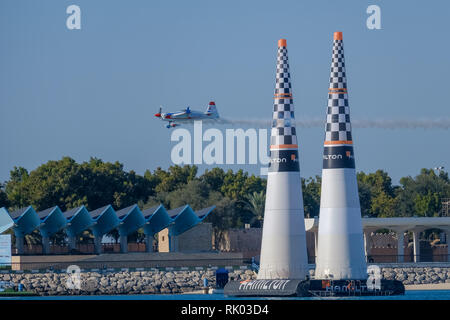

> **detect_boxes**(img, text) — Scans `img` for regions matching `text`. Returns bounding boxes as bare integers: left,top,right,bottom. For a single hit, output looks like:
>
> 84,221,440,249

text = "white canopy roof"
305,216,450,232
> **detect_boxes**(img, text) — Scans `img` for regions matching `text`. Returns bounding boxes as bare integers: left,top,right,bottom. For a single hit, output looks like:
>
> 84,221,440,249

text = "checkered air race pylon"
314,32,368,280
257,39,308,280
271,39,297,152
325,31,352,146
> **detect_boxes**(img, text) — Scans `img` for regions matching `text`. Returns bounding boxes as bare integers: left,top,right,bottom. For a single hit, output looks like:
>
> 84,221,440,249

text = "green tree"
358,170,396,197
200,168,226,191
357,170,398,217
413,191,441,217
5,158,82,211
302,176,321,218
357,179,373,217
221,169,248,200
370,191,399,218
4,157,153,212
397,168,450,217
153,165,198,193
4,166,30,209
203,195,239,250
165,180,212,210
0,183,9,208
220,169,266,200
244,190,266,227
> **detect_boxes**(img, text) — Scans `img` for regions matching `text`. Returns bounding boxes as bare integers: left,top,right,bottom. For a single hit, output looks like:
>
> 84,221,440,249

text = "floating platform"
224,279,309,297
308,279,405,297
224,279,404,297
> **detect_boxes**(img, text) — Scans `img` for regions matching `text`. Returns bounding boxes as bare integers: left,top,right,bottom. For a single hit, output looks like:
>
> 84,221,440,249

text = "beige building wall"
158,228,170,252
158,223,213,253
216,228,262,259
178,223,212,252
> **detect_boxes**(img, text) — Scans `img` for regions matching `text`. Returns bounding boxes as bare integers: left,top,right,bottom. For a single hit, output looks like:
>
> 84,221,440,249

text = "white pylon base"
257,172,308,280
315,168,367,280
315,209,367,279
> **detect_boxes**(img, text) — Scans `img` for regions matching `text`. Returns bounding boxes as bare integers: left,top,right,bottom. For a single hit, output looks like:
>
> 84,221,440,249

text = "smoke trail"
214,117,450,129
351,118,450,129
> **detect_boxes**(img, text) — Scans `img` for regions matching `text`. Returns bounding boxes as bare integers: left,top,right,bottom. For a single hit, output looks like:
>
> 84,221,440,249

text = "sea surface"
1,290,450,300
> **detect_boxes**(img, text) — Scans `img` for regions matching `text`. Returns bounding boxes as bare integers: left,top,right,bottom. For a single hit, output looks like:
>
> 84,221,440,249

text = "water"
1,290,449,300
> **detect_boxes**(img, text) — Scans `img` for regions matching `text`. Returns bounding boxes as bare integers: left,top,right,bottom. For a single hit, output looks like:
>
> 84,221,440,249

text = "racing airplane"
154,101,220,128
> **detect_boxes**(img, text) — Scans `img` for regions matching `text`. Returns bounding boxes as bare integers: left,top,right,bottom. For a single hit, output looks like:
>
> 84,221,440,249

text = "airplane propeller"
154,106,163,118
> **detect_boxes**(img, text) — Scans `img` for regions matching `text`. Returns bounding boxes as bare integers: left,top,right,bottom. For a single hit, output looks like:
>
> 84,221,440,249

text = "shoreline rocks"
0,266,449,296
0,269,257,296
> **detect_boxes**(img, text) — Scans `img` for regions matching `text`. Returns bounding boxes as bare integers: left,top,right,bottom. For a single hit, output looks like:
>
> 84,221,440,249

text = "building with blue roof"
37,206,67,254
165,205,216,252
64,206,94,251
0,207,14,234
0,202,216,255
4,206,40,254
142,205,172,252
195,205,216,220
116,204,145,253
90,205,120,254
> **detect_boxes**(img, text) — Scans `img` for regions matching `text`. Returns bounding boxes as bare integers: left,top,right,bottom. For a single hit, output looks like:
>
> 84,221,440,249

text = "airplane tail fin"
206,101,219,117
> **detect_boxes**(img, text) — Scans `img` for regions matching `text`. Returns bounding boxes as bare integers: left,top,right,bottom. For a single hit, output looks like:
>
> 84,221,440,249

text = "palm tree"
244,191,266,227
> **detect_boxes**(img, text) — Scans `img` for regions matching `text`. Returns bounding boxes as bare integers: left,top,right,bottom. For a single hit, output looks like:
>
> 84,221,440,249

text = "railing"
12,243,151,256
366,254,450,263
0,257,249,271
1,255,449,272
307,254,450,264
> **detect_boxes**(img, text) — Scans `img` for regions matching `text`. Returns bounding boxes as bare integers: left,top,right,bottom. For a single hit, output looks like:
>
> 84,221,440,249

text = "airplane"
154,101,220,128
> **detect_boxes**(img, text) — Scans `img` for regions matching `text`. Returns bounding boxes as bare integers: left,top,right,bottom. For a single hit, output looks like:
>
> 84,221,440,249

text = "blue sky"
1,0,449,184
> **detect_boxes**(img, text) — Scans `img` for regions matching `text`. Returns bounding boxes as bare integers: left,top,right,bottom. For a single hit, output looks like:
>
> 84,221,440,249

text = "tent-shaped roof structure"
117,204,145,236
195,205,216,220
8,206,40,236
90,205,120,237
142,205,172,236
1,202,217,253
64,206,94,237
167,205,188,219
169,205,202,236
37,206,67,238
0,207,14,234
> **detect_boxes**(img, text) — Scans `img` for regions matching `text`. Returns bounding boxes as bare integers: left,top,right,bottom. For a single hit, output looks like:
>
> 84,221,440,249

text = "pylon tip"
278,39,287,47
334,32,343,40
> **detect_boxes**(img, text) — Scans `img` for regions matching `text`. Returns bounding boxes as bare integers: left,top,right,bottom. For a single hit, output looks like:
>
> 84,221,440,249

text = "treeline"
1,157,449,237
303,169,449,218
